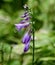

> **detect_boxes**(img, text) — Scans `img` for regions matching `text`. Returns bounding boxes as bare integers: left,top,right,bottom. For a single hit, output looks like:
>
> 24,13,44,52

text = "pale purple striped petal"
15,22,29,31
20,20,26,23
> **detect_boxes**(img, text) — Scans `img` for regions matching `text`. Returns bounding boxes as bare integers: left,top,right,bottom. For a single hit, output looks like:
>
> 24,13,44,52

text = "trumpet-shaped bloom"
22,32,31,44
15,22,29,31
24,42,30,52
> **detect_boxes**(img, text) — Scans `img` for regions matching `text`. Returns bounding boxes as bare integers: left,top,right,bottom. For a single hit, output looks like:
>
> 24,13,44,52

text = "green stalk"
32,28,35,65
31,7,35,65
7,45,12,64
32,22,35,65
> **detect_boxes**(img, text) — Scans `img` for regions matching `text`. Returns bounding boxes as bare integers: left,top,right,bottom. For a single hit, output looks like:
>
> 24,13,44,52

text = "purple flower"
21,15,30,23
20,20,26,23
24,42,30,52
15,4,32,52
15,22,29,31
20,17,30,23
22,32,31,44
24,16,30,21
21,11,29,18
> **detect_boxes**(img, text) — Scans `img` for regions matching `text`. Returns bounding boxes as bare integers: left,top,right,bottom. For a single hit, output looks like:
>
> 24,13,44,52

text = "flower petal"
24,42,30,52
20,20,26,23
15,22,29,31
21,12,29,18
24,16,30,21
22,32,31,44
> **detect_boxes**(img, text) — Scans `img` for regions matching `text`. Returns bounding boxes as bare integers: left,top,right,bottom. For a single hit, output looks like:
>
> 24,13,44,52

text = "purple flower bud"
24,16,30,21
24,11,28,15
20,17,30,23
22,32,31,44
20,20,26,23
24,42,30,52
15,22,29,31
21,12,29,18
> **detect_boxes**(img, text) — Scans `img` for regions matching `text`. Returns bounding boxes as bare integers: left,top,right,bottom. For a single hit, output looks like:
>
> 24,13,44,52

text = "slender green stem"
32,21,35,65
33,28,35,65
9,45,12,60
29,7,35,65
7,45,12,64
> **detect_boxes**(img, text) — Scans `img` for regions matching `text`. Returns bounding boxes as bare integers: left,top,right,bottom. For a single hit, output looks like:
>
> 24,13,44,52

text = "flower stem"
32,22,35,65
8,45,12,61
33,29,35,65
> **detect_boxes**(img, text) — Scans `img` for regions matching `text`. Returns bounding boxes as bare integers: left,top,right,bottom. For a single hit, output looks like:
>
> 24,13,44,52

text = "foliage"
0,0,55,65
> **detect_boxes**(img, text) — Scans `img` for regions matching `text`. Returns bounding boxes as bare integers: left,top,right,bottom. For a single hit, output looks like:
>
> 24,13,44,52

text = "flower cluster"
15,4,32,52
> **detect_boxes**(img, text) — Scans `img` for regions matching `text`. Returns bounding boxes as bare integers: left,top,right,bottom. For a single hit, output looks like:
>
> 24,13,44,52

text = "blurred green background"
0,0,55,65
